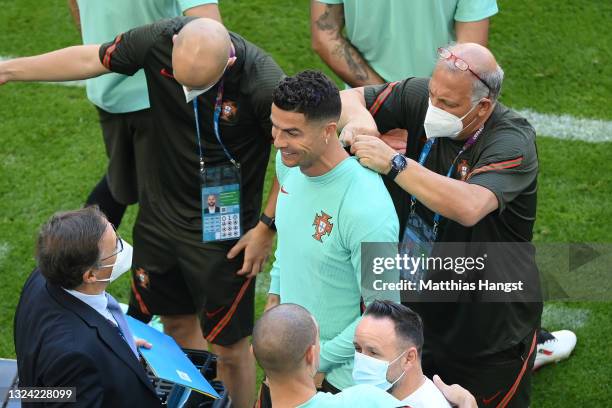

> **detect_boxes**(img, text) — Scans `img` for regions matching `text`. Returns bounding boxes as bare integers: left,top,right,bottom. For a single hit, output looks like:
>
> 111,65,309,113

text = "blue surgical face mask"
352,350,407,390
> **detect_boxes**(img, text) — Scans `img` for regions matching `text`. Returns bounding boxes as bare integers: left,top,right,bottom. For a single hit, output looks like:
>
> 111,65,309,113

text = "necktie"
106,293,139,358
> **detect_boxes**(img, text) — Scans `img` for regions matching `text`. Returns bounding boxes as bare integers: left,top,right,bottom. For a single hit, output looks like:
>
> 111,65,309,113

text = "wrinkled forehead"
429,65,474,103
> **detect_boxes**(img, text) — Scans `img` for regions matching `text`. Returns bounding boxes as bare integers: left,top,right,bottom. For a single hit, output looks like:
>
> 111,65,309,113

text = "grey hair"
439,54,504,104
470,63,504,104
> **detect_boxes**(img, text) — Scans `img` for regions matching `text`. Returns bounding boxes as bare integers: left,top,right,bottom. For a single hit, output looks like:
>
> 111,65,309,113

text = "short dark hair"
252,303,317,375
364,300,424,355
272,70,341,123
36,206,108,289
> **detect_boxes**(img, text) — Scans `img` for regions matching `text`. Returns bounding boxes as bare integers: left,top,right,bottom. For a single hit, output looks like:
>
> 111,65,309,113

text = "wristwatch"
259,213,276,231
387,153,408,180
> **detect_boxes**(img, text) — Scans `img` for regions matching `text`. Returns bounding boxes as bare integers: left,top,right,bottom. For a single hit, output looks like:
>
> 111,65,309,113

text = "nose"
272,128,286,149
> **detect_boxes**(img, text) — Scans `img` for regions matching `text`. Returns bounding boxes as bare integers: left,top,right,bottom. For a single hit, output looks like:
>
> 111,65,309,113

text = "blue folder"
126,316,219,399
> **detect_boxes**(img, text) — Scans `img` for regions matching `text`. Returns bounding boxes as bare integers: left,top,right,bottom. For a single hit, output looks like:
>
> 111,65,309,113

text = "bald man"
339,43,541,407
0,17,284,408
252,304,400,408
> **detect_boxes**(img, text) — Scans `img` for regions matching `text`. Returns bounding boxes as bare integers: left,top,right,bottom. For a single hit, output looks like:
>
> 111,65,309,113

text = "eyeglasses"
99,224,124,263
437,47,492,93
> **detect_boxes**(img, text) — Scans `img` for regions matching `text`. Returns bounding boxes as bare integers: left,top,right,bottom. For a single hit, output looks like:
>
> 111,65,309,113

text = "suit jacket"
204,206,221,214
14,269,162,407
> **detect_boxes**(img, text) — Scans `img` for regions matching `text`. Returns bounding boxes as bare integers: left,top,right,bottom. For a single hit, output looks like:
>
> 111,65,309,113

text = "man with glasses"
14,207,161,407
339,43,542,407
1,17,283,408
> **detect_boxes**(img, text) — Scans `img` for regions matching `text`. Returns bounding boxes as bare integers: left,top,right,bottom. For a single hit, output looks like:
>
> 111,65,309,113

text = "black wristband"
259,213,276,231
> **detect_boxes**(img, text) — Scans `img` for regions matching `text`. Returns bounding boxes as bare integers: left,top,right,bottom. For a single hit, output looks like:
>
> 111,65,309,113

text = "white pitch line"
0,242,10,266
516,109,612,143
1,55,611,142
541,303,590,331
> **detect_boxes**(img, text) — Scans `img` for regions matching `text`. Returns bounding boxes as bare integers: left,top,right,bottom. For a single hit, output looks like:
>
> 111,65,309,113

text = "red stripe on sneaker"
541,349,553,356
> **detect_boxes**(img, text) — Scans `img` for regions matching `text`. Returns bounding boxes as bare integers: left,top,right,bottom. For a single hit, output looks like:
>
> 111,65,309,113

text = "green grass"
1,0,611,406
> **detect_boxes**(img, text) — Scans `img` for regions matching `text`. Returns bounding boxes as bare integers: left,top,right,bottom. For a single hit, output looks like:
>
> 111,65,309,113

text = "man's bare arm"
310,2,384,87
67,0,81,33
0,45,109,85
455,19,490,47
183,4,223,22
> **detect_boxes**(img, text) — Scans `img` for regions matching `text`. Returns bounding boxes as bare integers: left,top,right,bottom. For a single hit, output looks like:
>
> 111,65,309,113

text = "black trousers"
422,330,537,408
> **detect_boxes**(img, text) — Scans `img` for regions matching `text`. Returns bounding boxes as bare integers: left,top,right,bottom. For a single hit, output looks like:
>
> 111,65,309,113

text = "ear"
172,34,178,44
227,56,237,68
477,98,492,117
304,344,317,366
82,268,97,285
403,346,419,369
324,122,338,139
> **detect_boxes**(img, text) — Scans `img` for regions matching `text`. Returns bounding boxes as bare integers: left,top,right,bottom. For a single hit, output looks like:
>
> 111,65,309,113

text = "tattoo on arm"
315,5,371,82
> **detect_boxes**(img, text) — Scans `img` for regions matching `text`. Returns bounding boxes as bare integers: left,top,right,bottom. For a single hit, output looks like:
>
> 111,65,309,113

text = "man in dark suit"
204,194,221,214
14,207,161,407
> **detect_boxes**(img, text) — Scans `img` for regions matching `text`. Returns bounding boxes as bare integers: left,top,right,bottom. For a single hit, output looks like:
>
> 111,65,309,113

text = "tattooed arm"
310,1,385,87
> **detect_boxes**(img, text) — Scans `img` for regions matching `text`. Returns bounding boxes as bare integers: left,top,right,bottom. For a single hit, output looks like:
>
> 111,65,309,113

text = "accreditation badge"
201,164,242,242
400,213,436,286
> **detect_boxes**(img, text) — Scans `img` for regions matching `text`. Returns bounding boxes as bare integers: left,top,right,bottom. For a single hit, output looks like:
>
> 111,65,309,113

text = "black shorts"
422,330,538,408
127,206,255,346
97,107,153,205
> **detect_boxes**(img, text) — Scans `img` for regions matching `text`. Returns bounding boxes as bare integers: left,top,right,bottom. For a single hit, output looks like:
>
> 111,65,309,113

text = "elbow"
455,204,489,227
311,35,326,57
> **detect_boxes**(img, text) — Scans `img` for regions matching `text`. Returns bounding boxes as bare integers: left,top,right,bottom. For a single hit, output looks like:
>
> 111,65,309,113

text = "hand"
339,124,380,148
227,222,275,278
379,128,408,154
264,294,280,312
350,134,396,174
314,372,325,389
134,337,152,349
433,375,477,408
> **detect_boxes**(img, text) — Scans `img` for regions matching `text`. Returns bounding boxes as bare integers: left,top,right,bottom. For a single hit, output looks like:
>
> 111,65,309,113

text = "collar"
63,288,111,320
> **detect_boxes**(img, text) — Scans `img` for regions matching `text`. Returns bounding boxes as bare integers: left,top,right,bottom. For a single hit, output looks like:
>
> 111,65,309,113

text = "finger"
433,374,447,390
248,259,262,278
227,239,246,259
237,257,253,276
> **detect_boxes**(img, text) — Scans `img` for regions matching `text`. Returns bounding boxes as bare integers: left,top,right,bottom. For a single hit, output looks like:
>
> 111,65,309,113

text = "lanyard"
409,126,484,238
192,78,239,179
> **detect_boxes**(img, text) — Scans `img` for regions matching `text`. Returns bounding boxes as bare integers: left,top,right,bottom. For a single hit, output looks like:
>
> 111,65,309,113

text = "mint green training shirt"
77,0,216,113
269,152,399,390
298,385,400,407
317,0,498,80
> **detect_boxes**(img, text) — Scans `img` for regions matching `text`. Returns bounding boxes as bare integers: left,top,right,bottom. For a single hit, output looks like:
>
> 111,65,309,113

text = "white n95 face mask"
96,240,133,283
352,350,406,390
423,98,480,139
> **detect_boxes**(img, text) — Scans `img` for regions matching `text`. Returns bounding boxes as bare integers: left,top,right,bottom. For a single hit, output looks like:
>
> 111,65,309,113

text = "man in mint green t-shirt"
68,0,220,227
311,0,498,86
265,70,399,393
253,303,401,408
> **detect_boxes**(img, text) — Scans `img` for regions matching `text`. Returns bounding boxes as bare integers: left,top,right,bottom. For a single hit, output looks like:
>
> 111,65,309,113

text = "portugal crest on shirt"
220,100,238,124
312,211,333,243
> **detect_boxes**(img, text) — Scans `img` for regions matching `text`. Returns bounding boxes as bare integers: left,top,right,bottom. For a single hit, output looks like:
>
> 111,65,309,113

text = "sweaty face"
270,104,325,172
